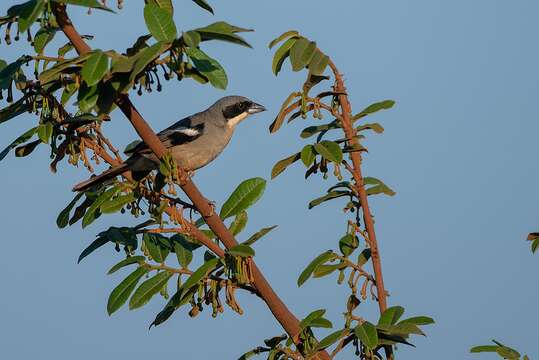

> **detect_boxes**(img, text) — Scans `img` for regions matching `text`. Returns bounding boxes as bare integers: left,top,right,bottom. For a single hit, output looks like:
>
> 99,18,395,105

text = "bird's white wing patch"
174,127,200,137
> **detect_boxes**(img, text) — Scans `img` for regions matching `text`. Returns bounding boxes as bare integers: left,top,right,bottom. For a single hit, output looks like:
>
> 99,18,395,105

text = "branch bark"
51,4,329,359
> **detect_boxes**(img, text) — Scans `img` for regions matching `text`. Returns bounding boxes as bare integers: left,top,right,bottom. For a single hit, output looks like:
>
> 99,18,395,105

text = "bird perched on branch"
72,96,266,192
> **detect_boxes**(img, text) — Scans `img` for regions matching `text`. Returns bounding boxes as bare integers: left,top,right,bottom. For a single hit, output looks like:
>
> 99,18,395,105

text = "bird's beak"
247,102,266,114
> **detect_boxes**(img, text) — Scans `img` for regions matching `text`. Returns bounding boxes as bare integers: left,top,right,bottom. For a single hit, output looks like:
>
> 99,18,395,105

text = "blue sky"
1,1,538,359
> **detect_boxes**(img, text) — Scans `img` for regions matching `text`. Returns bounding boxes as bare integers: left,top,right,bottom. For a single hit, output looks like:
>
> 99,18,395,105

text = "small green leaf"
17,0,45,33
81,50,109,86
81,185,121,228
228,244,255,257
300,145,316,167
339,234,359,257
144,3,177,42
56,192,84,228
357,248,371,267
100,193,135,214
186,47,227,90
242,225,278,246
470,346,498,353
14,140,40,157
77,236,109,263
398,316,435,326
0,96,30,125
316,329,346,350
129,270,173,310
289,38,314,72
220,177,266,219
171,234,196,268
194,21,253,48
272,37,297,76
313,263,345,278
308,50,329,76
364,177,396,197
379,306,405,325
37,122,53,144
496,347,520,359
355,321,379,350
192,0,213,14
308,191,351,210
148,0,173,14
183,30,201,48
310,318,333,328
300,121,340,139
269,30,299,49
357,123,384,134
298,251,337,287
143,233,170,263
129,42,170,83
300,309,326,328
314,141,343,163
229,211,248,235
271,152,301,179
353,100,395,122
182,258,219,292
33,27,56,54
107,256,146,274
107,267,148,315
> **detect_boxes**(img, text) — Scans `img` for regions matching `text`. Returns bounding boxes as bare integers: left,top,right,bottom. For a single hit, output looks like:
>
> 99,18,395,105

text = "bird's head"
210,95,266,128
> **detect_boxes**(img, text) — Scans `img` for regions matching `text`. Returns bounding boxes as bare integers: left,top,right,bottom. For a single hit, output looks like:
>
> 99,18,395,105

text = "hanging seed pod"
26,29,32,42
14,28,20,41
5,22,12,45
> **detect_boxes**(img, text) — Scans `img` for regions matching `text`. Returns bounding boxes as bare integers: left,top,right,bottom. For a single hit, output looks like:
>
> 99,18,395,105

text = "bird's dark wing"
124,119,205,156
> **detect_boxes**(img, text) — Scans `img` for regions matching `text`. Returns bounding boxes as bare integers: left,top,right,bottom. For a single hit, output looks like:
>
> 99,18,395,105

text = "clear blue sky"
1,1,538,359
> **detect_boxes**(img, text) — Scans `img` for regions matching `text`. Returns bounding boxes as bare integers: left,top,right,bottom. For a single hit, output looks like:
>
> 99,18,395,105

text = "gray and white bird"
72,96,266,192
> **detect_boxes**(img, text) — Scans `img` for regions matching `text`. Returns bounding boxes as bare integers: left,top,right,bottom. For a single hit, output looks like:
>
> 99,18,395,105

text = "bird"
72,96,266,192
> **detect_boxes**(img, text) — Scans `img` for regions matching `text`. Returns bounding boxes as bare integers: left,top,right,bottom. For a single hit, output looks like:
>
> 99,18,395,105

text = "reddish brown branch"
328,59,392,359
51,4,327,359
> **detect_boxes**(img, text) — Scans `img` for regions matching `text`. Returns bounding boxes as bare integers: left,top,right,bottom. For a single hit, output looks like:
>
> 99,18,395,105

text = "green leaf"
339,234,359,257
357,123,384,134
496,347,520,359
272,37,297,75
129,270,173,310
316,329,346,350
39,53,92,84
297,251,337,286
470,346,498,353
100,193,135,214
16,0,45,33
364,177,396,197
143,233,170,263
229,211,248,235
314,141,343,163
33,27,56,54
192,0,213,14
183,30,201,48
300,121,340,139
186,47,227,89
308,191,351,210
228,244,255,257
56,192,84,228
129,42,169,83
77,236,109,263
357,248,371,267
107,256,146,274
313,263,345,278
77,83,99,113
144,3,177,42
271,152,301,179
81,50,109,86
379,306,405,325
148,0,173,14
107,267,148,315
220,177,266,219
289,38,316,72
171,234,196,268
14,140,40,157
310,318,333,328
0,127,37,161
194,21,253,48
0,96,30,125
37,122,53,143
242,225,278,246
353,100,395,122
54,0,114,12
182,257,219,292
300,309,326,328
300,145,316,167
398,316,435,326
81,185,121,228
268,30,299,49
308,50,329,76
355,321,379,350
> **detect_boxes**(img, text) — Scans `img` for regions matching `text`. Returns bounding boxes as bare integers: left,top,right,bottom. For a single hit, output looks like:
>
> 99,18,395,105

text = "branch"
327,59,392,359
51,4,329,359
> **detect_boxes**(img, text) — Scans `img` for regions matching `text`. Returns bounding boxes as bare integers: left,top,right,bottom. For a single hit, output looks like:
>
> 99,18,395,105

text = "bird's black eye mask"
222,101,252,119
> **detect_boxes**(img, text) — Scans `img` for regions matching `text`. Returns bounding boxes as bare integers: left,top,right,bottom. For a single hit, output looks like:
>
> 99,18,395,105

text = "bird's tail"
72,163,129,192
